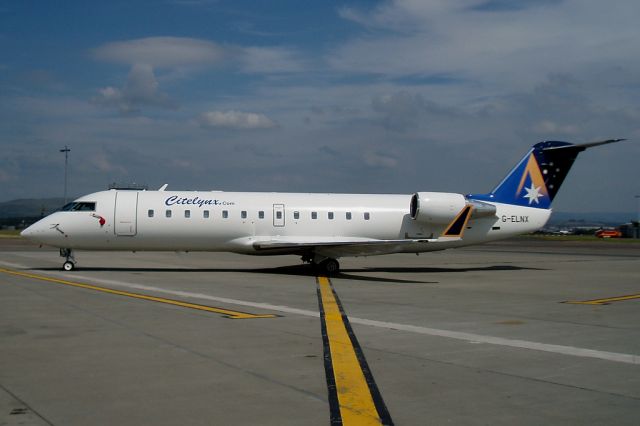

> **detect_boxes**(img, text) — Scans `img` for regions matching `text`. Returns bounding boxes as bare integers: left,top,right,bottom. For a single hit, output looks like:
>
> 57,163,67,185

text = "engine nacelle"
410,192,467,224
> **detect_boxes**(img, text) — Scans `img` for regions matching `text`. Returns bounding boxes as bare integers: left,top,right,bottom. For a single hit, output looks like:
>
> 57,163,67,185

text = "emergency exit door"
273,204,285,227
115,192,138,236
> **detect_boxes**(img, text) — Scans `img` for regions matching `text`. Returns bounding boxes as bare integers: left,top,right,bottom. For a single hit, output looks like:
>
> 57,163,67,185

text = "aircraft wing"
250,236,460,257
248,203,473,258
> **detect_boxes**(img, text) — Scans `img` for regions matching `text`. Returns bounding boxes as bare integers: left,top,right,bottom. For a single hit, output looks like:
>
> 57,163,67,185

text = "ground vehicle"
595,229,622,238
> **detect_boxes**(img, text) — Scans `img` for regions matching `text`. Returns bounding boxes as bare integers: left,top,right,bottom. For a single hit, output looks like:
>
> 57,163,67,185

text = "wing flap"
254,238,431,250
250,236,460,257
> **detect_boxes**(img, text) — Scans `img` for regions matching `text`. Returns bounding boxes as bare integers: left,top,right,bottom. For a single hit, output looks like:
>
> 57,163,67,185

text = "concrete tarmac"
1,237,639,425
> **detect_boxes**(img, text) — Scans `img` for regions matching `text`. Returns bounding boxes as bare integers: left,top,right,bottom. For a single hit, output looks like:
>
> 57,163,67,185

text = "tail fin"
469,139,625,209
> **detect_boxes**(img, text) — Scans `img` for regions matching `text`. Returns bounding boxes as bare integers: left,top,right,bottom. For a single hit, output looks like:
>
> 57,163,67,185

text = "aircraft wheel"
62,261,75,271
321,258,340,275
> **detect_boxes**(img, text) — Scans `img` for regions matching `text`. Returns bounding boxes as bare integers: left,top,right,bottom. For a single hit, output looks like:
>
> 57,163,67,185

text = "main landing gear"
319,258,340,275
60,248,76,271
302,255,340,275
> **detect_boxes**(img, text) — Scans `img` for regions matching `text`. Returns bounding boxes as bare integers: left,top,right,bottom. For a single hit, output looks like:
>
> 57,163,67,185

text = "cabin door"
115,191,138,236
273,204,285,227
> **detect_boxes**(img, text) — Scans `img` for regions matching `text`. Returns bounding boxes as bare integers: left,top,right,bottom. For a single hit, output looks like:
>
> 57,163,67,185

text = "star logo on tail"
515,153,549,207
523,183,544,204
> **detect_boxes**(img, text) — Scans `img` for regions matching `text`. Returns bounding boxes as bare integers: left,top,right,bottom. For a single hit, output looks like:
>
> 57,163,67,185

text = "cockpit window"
61,202,96,212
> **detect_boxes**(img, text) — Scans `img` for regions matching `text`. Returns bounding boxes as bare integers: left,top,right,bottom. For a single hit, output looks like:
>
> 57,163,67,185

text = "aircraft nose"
20,220,55,243
20,223,36,239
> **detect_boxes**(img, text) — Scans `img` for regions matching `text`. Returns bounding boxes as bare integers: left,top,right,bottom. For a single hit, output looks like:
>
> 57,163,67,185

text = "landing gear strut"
60,248,76,271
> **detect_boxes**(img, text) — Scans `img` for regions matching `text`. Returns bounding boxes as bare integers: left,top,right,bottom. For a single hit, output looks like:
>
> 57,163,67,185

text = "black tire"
62,261,75,271
321,258,340,275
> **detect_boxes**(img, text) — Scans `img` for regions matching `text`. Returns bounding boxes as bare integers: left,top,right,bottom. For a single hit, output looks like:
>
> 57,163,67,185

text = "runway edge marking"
317,275,393,426
0,268,277,319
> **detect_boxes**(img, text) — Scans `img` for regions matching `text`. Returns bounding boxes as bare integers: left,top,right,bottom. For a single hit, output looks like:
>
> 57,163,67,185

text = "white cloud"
93,37,224,67
331,0,640,98
363,151,398,168
93,36,305,74
90,150,128,174
92,63,176,113
90,37,308,114
92,37,220,113
240,46,306,73
0,168,11,183
372,91,428,129
532,120,578,135
197,110,278,130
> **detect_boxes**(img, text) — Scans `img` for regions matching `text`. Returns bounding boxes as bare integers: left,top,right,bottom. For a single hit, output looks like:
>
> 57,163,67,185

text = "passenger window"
328,212,334,220
294,211,300,220
311,212,317,220
241,211,247,219
166,210,172,218
185,210,191,218
364,212,370,220
259,211,265,219
346,212,352,220
203,210,210,218
148,209,154,218
222,210,228,219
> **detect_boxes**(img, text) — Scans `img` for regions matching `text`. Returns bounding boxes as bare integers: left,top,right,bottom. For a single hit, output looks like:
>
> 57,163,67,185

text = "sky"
1,0,639,213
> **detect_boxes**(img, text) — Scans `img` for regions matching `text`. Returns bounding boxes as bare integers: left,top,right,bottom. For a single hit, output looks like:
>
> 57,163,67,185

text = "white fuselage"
23,189,551,257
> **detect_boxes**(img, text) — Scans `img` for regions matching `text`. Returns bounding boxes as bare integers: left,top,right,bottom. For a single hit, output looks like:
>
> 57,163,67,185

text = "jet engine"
409,192,467,224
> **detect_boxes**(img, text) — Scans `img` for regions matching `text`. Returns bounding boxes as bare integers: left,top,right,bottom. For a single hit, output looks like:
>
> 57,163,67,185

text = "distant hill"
0,198,67,219
548,211,636,227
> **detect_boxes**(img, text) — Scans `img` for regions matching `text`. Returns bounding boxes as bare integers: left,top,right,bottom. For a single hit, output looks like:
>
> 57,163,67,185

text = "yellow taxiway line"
317,275,392,425
564,294,640,305
0,268,277,319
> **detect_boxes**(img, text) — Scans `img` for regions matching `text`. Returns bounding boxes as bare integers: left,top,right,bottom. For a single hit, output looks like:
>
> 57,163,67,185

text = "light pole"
60,146,71,205
635,195,640,239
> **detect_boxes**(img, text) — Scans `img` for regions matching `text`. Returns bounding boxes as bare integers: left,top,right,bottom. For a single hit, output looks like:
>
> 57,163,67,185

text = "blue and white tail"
468,139,625,209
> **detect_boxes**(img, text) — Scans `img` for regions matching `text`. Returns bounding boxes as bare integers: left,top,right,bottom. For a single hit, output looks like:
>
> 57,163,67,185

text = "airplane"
21,139,625,274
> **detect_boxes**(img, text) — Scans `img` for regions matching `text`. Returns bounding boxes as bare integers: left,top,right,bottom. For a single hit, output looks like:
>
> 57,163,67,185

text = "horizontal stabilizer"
542,138,626,151
468,200,497,218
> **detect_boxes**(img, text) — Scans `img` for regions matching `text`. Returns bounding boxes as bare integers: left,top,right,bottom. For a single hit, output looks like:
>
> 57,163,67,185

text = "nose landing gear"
60,248,76,271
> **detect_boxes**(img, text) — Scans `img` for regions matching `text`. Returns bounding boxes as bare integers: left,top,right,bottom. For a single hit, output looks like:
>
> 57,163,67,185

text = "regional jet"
21,139,625,274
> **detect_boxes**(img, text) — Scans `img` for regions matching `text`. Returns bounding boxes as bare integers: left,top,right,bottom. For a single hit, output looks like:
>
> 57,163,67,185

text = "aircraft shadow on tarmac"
338,265,546,284
38,264,545,285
